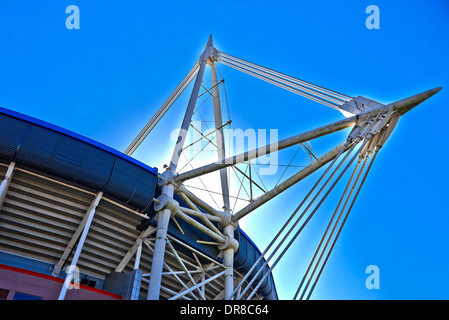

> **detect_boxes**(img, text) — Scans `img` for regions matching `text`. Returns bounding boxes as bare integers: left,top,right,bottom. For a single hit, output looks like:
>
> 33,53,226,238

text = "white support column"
0,162,15,210
58,192,103,300
168,40,211,172
147,208,171,299
210,61,230,211
210,59,236,300
134,244,143,271
53,191,106,276
222,224,236,300
147,36,213,300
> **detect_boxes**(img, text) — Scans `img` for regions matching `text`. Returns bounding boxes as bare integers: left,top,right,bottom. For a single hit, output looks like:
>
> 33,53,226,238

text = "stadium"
0,30,442,301
0,36,284,300
0,102,279,300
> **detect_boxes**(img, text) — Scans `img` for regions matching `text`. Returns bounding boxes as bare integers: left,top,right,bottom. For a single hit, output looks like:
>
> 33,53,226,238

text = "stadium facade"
0,106,277,300
0,35,440,301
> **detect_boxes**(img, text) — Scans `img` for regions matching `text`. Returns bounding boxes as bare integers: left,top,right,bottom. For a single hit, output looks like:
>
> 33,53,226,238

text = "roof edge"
0,106,158,176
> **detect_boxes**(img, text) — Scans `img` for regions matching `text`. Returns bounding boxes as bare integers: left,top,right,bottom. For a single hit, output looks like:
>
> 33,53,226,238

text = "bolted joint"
157,169,177,188
174,183,189,195
154,194,179,217
218,234,239,252
213,48,219,61
201,43,215,63
217,211,232,228
207,48,219,64
175,184,231,226
368,114,388,136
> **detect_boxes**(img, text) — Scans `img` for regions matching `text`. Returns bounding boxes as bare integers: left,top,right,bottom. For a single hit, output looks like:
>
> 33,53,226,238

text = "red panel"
0,264,122,300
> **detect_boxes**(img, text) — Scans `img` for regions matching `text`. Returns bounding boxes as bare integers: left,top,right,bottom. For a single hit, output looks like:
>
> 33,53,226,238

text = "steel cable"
218,55,347,106
242,112,385,299
293,154,364,299
305,147,380,299
244,137,370,300
218,52,352,102
218,58,341,109
230,119,370,299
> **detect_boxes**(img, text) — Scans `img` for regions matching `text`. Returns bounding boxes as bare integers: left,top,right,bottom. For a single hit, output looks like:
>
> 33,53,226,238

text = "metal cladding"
0,105,278,300
0,107,158,211
234,229,278,300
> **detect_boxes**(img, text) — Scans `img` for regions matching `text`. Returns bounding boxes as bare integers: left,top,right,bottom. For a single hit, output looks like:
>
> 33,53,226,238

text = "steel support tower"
0,35,441,301
119,35,441,300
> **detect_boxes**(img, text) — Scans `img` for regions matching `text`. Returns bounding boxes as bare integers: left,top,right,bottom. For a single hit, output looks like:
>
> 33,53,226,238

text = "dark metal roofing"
235,228,278,300
0,106,158,210
0,106,277,300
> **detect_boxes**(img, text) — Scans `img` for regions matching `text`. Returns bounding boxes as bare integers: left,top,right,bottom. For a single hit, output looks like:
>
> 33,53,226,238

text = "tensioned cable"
193,90,213,114
235,110,383,299
244,137,370,300
218,55,348,106
292,115,390,300
246,161,269,195
301,142,318,163
305,145,381,300
231,165,251,213
230,133,358,300
244,162,307,168
240,111,385,300
229,120,365,299
178,129,217,173
233,165,266,193
180,150,221,210
217,52,351,109
295,112,393,299
125,62,200,155
217,58,341,110
183,184,250,203
294,151,366,300
218,51,352,102
182,121,231,152
229,142,348,299
215,64,231,124
274,145,302,188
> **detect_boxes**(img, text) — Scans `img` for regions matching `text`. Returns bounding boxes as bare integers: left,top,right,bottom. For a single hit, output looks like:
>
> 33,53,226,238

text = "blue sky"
0,1,448,299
